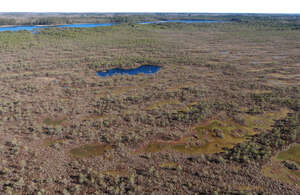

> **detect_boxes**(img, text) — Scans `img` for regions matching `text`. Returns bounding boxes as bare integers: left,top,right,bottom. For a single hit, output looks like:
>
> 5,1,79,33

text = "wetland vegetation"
0,13,299,194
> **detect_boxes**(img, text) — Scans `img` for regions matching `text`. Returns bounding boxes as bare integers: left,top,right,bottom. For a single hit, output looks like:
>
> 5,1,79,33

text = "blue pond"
0,23,114,32
97,65,161,77
0,20,223,32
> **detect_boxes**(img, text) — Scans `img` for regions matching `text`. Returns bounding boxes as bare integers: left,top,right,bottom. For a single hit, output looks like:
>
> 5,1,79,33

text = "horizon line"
0,12,299,15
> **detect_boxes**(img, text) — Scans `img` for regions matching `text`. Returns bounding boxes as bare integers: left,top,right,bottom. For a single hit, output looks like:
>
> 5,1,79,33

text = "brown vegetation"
0,14,299,194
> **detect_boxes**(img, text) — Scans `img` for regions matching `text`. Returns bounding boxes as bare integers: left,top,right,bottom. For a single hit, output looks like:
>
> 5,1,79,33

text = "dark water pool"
97,65,161,77
0,20,224,32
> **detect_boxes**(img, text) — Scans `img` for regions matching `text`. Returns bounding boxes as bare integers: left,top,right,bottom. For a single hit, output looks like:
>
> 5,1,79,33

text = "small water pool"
97,65,161,77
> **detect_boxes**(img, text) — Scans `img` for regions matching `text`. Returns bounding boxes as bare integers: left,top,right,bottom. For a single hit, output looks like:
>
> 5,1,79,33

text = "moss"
101,169,128,177
243,108,290,131
160,162,179,169
139,108,290,155
146,99,183,110
43,117,67,126
142,142,168,153
277,144,300,166
233,184,264,192
43,138,66,147
139,119,248,155
263,156,300,188
173,120,247,154
70,144,112,158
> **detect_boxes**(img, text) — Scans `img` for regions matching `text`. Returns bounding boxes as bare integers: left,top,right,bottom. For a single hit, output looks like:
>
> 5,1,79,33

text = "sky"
0,0,299,13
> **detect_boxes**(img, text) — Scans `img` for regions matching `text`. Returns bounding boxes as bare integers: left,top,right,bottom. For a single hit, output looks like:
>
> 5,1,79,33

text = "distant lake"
0,20,224,32
0,23,114,32
97,65,161,77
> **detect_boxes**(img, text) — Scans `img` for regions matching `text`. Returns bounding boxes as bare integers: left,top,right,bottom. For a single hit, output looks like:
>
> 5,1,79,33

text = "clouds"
0,0,299,13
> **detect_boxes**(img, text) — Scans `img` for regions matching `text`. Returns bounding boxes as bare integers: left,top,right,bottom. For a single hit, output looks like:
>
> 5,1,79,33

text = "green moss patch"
141,142,169,153
101,169,128,177
263,144,300,187
173,120,250,154
43,138,66,147
43,117,67,126
139,109,289,155
70,144,112,158
160,162,179,170
277,144,300,166
139,119,251,155
243,108,290,131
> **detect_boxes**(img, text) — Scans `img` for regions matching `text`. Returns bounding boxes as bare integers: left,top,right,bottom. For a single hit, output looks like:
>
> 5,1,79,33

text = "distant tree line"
0,17,72,26
225,14,300,30
109,15,157,24
28,17,72,25
0,18,16,25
